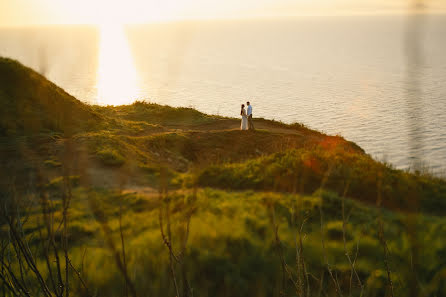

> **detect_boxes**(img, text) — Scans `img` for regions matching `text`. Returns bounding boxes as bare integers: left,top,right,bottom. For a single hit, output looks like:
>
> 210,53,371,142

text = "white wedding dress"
241,108,248,130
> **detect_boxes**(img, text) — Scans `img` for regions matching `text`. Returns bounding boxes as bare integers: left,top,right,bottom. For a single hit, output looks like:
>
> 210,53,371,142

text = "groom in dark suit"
247,101,254,130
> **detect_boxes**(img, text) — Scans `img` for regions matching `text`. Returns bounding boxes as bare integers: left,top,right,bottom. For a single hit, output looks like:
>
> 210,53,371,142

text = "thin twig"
119,203,129,297
376,173,395,297
340,180,364,297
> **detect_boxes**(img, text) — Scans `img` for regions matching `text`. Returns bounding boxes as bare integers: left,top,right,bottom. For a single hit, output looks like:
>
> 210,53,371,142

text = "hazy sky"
1,0,445,26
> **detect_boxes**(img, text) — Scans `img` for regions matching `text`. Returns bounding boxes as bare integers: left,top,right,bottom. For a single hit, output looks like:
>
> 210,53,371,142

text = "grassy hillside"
0,57,103,136
1,58,445,297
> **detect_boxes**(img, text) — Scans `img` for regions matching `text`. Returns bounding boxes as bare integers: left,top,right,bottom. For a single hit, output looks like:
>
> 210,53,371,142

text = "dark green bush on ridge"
196,148,446,215
96,148,126,166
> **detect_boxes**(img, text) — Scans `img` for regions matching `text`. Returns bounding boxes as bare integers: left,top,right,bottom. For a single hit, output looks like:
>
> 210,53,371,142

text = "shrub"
195,148,446,215
96,148,125,166
326,221,345,241
47,175,80,189
44,159,62,168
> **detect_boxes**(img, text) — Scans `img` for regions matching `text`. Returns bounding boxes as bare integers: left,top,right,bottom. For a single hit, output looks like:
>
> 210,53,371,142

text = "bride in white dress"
240,104,248,130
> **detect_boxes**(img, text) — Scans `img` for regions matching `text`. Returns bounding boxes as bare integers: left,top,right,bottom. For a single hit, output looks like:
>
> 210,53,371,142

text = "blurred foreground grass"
9,187,446,297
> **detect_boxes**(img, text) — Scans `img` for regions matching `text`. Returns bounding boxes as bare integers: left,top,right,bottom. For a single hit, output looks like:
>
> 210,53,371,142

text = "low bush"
96,148,125,166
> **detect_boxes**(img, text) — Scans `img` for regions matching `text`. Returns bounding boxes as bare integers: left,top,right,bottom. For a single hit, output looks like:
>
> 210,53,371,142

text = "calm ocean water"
1,16,445,173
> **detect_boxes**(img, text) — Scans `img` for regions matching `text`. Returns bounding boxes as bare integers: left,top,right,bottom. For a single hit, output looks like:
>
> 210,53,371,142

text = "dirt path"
175,118,306,136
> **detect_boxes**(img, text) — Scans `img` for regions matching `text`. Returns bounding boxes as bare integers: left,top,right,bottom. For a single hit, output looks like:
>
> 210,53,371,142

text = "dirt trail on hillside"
182,118,305,136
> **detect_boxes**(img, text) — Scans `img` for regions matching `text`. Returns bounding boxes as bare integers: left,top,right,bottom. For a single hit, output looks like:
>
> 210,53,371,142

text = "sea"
1,15,445,174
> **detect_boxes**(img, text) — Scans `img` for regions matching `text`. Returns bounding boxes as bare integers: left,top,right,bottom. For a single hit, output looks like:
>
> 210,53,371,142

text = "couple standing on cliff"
240,101,254,130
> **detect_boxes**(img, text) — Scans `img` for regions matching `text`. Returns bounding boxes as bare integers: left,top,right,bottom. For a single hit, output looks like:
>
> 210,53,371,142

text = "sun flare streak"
96,24,140,105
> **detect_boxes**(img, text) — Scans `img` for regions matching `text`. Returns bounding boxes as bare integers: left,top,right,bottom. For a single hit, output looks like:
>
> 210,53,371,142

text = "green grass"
92,100,217,127
195,148,446,215
96,148,126,166
8,187,446,297
1,57,446,297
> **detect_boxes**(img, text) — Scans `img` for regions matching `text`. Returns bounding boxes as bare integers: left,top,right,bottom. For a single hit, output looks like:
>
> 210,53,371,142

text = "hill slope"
0,57,102,136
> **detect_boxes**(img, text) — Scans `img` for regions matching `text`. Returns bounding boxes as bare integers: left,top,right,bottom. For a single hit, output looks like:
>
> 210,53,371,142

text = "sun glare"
96,24,141,105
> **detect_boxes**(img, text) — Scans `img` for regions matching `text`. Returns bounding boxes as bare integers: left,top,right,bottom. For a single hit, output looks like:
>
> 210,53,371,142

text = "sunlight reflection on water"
96,24,141,105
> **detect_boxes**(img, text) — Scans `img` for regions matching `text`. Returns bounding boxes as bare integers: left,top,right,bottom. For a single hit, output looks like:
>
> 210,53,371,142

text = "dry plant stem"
1,170,91,297
62,174,72,297
119,203,129,297
8,180,32,296
376,173,395,297
7,188,53,297
350,239,361,296
88,195,139,297
11,234,29,294
158,174,194,297
291,201,309,297
293,208,303,297
0,240,6,297
299,222,311,297
166,195,180,297
68,259,92,297
180,190,195,297
319,206,342,297
37,161,65,296
317,165,343,297
158,170,178,297
270,203,307,297
40,190,65,297
178,214,192,297
0,267,21,296
0,258,31,297
340,181,364,297
317,270,324,297
269,205,289,296
38,221,59,295
295,229,303,297
7,218,53,297
379,222,395,297
60,138,89,297
40,193,64,296
0,271,21,297
81,248,87,279
159,197,180,297
407,213,421,297
295,217,309,297
12,197,30,295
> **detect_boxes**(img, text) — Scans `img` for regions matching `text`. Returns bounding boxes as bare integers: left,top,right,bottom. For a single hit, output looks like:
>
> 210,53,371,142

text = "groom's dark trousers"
248,114,254,130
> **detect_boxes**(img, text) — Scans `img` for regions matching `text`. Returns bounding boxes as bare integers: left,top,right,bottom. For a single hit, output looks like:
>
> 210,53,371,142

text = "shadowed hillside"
0,57,103,136
1,58,446,297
